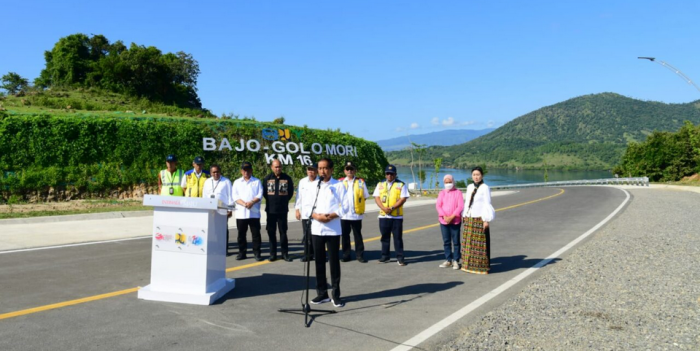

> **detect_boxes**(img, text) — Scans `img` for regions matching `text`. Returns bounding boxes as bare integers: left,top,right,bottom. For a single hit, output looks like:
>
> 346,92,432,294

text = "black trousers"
313,235,341,300
236,218,262,256
266,213,289,256
341,219,364,259
301,219,315,258
379,218,404,260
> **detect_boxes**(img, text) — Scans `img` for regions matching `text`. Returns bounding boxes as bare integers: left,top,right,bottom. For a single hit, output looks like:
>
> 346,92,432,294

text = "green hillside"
387,93,700,170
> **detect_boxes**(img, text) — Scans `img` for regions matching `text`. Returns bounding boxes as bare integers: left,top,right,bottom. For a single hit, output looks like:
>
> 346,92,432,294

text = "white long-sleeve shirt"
201,176,232,215
462,183,495,222
311,177,348,236
339,177,370,220
232,176,263,219
295,176,320,219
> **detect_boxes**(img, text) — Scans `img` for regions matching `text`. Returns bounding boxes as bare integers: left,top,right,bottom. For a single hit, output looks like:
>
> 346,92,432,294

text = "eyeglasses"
345,168,355,171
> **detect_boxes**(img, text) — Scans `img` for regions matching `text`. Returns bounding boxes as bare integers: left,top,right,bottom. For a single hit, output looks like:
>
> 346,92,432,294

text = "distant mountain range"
376,129,496,151
386,93,700,170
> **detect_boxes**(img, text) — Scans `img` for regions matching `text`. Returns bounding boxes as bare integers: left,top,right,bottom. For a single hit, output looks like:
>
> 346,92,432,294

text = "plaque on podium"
138,195,235,305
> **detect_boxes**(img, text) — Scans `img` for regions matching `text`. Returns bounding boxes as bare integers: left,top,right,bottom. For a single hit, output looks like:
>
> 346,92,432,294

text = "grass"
0,87,216,118
0,205,151,219
0,199,150,219
667,173,700,187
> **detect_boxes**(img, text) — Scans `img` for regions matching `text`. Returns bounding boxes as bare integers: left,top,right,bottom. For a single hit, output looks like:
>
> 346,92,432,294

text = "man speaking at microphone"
310,158,348,308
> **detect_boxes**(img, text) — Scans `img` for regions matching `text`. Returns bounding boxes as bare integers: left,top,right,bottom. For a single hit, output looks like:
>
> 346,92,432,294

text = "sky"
2,1,700,141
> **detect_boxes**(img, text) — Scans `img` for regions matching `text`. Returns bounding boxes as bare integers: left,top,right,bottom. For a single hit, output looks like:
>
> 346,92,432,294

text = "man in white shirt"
339,161,370,263
231,161,264,261
201,164,233,255
294,163,319,262
309,158,348,308
373,164,410,266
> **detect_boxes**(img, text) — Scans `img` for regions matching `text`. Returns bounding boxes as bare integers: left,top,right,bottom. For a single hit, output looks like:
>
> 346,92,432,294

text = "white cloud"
410,122,419,129
442,117,455,126
486,120,495,128
395,126,406,132
431,117,440,125
460,120,476,126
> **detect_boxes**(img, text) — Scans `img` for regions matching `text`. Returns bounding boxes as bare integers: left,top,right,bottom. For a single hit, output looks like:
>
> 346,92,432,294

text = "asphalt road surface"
0,187,628,351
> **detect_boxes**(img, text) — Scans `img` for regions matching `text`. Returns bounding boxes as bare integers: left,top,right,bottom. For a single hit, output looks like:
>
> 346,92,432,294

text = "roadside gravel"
441,188,700,350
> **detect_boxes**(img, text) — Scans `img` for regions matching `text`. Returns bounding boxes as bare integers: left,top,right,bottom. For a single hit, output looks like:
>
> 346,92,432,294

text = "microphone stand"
278,177,336,327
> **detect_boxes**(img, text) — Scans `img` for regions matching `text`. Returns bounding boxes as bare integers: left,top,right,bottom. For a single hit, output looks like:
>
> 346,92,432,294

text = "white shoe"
453,263,460,270
439,261,452,268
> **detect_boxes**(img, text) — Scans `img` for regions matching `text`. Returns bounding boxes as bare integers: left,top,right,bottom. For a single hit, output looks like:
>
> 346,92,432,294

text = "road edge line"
389,188,631,351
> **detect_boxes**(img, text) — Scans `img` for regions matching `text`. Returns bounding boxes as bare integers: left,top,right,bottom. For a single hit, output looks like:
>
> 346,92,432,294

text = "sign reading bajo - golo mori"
203,128,358,166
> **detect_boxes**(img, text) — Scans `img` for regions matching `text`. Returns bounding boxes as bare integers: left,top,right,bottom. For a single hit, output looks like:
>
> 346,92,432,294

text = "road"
0,186,628,351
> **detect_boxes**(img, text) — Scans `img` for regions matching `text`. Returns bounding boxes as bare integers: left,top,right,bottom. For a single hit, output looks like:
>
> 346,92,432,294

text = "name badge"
169,187,174,195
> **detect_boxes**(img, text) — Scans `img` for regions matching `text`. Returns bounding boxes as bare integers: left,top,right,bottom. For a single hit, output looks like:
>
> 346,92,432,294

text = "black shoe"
254,255,263,262
268,255,277,262
235,254,246,261
378,256,390,263
397,259,407,266
332,297,345,308
283,254,293,262
341,257,351,262
357,257,367,263
310,295,330,305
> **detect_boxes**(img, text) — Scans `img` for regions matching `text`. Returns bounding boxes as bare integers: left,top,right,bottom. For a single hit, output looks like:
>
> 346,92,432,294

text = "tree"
411,142,427,191
406,138,416,186
273,116,285,124
34,33,204,109
1,72,29,94
433,157,443,189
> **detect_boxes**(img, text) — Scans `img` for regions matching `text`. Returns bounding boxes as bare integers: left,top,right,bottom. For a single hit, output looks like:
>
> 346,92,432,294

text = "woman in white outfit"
461,167,495,274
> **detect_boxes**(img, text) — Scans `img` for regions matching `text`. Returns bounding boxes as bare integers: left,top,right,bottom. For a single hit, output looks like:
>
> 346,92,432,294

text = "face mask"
445,183,454,190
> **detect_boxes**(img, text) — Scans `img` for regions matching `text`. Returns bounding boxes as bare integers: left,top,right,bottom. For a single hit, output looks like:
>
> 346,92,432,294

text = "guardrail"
408,177,650,195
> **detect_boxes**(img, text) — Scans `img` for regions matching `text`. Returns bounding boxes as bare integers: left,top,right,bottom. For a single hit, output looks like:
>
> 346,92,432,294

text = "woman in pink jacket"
435,174,465,270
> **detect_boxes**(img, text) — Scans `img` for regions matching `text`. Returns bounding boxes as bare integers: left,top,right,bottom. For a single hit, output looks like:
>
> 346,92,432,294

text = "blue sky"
2,1,699,141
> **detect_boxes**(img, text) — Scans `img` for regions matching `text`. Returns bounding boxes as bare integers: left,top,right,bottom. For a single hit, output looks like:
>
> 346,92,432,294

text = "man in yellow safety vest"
373,164,410,266
339,161,370,263
158,154,184,196
182,156,210,197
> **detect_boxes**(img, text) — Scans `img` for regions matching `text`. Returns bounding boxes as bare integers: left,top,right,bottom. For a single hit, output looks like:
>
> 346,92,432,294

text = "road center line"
389,188,630,351
0,189,565,321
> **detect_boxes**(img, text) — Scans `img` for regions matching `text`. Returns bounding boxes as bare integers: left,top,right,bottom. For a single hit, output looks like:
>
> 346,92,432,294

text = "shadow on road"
489,255,561,274
216,273,312,303
343,281,463,303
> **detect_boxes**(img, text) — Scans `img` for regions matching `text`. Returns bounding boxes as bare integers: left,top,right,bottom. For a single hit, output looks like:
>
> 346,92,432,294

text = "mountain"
386,93,700,170
376,128,495,151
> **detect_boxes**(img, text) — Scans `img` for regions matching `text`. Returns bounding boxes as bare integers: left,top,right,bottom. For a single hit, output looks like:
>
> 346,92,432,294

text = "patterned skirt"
461,217,491,274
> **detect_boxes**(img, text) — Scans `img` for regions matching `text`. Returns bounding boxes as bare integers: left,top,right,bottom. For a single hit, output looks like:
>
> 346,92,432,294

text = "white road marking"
0,236,152,255
390,188,631,351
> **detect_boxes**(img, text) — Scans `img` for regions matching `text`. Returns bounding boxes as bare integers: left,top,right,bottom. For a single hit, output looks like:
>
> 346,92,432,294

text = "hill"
376,128,495,151
386,93,700,170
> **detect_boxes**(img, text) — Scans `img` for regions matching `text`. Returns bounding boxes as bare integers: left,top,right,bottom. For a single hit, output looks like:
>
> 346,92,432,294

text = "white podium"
138,195,235,305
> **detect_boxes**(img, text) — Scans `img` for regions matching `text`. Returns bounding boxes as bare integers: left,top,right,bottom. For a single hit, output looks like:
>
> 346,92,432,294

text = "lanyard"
211,178,222,193
383,181,394,206
163,170,180,184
